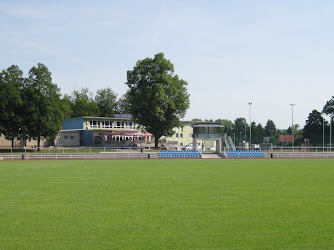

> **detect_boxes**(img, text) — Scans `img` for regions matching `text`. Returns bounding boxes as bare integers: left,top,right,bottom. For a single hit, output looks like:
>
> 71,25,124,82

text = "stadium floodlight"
249,102,252,150
290,104,295,148
322,114,325,151
331,115,333,151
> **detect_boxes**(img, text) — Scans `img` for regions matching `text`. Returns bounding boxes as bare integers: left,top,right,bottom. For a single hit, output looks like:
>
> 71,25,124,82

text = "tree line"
1,57,333,148
193,101,334,146
0,63,128,148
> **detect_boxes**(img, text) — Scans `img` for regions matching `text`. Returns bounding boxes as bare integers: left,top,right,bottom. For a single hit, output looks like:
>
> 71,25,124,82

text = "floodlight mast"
290,104,295,148
249,102,252,150
331,115,333,151
323,115,325,151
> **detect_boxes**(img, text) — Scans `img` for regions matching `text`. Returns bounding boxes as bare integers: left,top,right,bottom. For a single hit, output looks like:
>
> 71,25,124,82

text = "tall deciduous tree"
323,96,334,116
69,88,100,117
264,119,277,137
303,110,328,143
125,53,190,148
253,123,265,144
116,92,130,114
215,119,233,135
95,88,118,117
24,63,63,148
0,65,25,147
233,118,247,140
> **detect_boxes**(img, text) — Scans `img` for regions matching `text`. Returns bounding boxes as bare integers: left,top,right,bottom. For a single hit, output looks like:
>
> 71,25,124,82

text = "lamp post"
330,116,333,151
249,102,252,150
243,118,247,142
323,115,325,151
290,104,295,148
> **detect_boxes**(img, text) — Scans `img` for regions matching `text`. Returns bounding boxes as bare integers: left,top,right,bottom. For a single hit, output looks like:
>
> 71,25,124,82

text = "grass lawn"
0,159,333,249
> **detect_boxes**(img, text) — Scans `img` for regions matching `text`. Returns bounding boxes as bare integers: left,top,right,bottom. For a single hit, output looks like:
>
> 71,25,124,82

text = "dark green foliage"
0,65,25,147
68,88,100,117
95,88,118,117
303,110,327,138
323,96,334,116
216,119,234,136
115,92,130,114
24,63,63,147
264,119,277,137
126,53,190,148
252,123,265,144
303,110,330,145
233,117,248,139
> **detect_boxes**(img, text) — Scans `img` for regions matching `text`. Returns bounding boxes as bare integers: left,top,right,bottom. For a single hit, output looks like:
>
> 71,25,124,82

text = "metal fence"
0,146,147,154
269,146,334,153
0,152,159,161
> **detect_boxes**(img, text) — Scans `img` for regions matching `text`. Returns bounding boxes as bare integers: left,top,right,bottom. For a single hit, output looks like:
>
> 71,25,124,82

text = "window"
70,136,74,140
90,120,100,128
176,133,179,138
64,136,68,140
114,121,124,129
102,120,111,128
180,133,183,138
189,134,193,138
126,121,135,129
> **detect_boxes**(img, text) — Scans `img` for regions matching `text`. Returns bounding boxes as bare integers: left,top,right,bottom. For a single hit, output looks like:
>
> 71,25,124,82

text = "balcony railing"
194,133,223,139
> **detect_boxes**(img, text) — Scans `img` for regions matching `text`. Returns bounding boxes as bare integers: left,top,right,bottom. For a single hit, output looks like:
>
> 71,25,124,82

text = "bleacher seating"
225,150,265,158
159,150,201,158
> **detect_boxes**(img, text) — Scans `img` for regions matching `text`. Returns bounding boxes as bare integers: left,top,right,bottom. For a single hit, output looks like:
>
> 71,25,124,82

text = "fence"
0,152,159,161
269,146,334,153
0,146,146,154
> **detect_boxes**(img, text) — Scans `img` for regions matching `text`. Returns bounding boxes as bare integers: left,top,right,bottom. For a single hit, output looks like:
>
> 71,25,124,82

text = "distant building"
59,116,210,148
279,135,303,145
58,115,152,147
0,134,50,149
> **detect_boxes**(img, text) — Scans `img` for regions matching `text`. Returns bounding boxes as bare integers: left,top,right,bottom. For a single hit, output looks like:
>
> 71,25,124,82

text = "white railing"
269,152,334,159
0,152,158,161
269,146,334,153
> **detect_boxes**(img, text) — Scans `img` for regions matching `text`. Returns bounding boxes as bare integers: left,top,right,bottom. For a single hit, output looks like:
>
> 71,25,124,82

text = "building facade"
59,115,203,148
0,133,50,149
58,115,154,147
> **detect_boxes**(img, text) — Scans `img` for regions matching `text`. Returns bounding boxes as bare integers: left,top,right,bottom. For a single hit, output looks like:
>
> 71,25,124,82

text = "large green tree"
215,119,233,136
233,118,248,141
68,88,100,117
24,63,63,148
264,119,277,137
323,96,334,116
95,88,118,117
0,65,25,147
252,123,265,144
125,53,190,148
303,109,328,145
116,92,130,114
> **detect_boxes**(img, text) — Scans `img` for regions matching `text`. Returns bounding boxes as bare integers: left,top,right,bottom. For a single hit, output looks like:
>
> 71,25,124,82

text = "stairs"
223,133,236,151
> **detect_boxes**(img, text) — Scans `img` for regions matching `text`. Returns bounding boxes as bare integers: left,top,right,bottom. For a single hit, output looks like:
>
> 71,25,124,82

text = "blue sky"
1,0,333,129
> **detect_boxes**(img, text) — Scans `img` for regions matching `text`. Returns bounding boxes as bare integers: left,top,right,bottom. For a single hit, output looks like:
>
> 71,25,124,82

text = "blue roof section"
63,118,84,130
114,114,133,119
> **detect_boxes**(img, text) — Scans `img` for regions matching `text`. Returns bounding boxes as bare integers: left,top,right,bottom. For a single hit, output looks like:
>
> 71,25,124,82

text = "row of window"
64,135,75,140
175,133,193,138
88,121,135,129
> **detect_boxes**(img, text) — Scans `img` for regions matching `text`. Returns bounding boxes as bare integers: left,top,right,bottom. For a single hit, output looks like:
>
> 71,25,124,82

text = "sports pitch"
0,159,333,249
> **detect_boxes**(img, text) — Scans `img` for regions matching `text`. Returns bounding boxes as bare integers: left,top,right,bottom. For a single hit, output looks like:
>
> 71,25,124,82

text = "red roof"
279,135,294,143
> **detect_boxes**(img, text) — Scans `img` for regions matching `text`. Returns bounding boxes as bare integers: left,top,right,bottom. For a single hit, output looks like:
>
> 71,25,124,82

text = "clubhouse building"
58,114,203,148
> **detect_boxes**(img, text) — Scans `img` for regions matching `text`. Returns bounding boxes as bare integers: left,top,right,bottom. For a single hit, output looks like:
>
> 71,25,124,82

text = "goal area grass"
0,159,333,249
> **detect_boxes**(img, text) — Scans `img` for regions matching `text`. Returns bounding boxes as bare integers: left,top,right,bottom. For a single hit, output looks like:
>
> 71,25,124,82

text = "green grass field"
0,159,333,249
